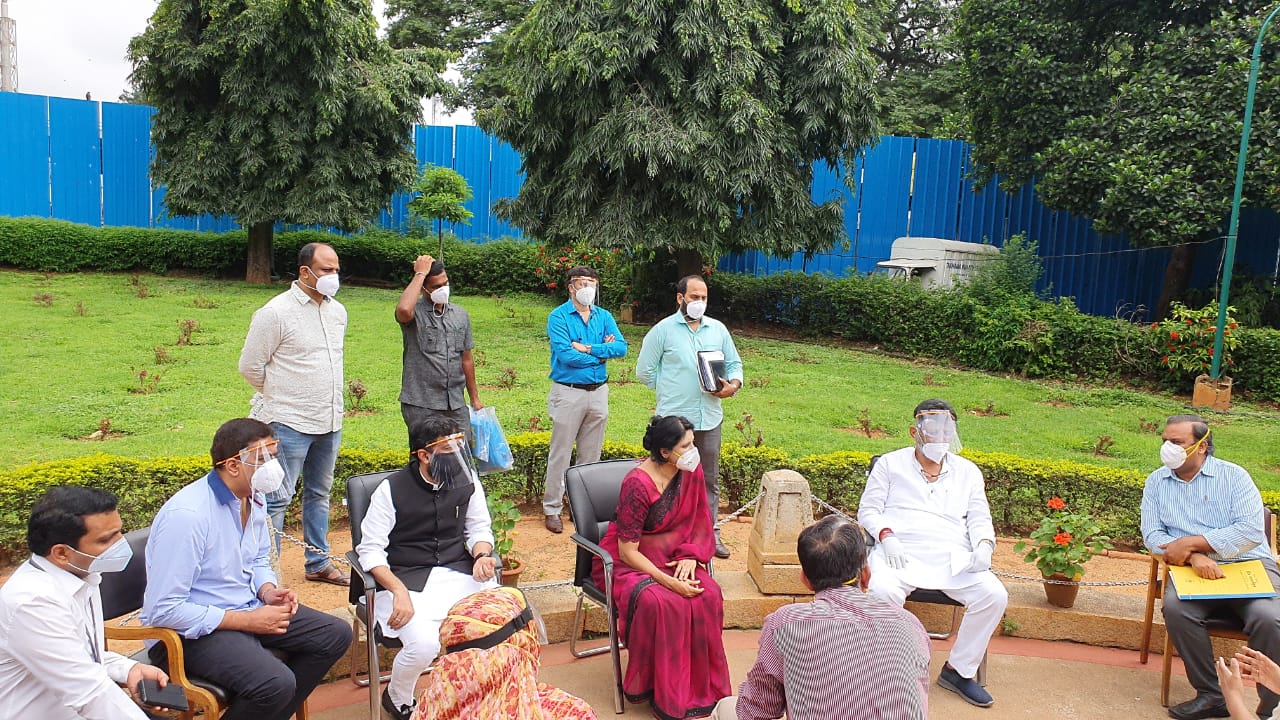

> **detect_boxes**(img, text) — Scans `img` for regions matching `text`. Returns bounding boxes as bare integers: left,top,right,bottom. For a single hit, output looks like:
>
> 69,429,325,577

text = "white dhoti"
373,568,498,707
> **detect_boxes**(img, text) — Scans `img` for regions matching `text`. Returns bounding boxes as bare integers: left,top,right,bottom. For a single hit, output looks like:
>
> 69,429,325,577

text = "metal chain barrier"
811,496,1151,588
268,523,354,569
715,492,763,530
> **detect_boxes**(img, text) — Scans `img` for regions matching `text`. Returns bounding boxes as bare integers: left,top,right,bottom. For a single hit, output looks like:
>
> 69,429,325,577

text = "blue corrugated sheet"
0,93,50,218
101,102,152,228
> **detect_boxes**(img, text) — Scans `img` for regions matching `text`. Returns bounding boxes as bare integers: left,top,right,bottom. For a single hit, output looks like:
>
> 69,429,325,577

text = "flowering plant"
1150,301,1240,378
1014,497,1112,579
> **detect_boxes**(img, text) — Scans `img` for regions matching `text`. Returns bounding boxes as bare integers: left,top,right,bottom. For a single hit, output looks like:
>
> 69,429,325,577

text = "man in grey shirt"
238,242,349,586
396,254,483,446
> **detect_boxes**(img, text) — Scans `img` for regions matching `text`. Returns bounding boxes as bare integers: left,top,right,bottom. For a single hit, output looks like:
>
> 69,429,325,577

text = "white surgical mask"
674,447,701,472
250,457,286,495
430,285,451,306
921,443,949,463
684,300,707,321
575,285,596,306
314,273,340,297
68,535,133,575
1160,441,1190,470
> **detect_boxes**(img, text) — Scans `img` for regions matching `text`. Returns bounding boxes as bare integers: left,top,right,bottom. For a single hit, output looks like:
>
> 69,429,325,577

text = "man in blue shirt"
142,418,352,720
636,274,743,558
1141,413,1280,720
542,266,628,533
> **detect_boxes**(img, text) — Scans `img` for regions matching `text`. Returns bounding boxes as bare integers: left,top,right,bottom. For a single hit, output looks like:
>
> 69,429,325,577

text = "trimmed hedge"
6,436,1279,559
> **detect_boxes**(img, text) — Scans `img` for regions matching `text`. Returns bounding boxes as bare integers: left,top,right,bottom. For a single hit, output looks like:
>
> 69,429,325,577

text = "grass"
2,269,1279,490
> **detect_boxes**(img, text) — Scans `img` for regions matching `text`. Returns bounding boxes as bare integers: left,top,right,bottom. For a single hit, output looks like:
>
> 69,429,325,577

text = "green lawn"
3,269,1279,489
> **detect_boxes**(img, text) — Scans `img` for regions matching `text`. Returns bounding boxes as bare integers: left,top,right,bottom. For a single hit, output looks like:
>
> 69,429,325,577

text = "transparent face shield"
911,409,962,448
419,433,476,489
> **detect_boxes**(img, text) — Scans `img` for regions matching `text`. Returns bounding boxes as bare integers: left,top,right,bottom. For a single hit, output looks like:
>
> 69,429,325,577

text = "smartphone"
136,678,189,711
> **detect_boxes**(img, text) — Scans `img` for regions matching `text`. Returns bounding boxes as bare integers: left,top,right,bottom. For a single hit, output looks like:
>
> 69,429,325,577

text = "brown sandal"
304,565,350,587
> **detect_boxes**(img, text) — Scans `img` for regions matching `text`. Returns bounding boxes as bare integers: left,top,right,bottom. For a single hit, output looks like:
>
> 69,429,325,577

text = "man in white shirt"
356,416,499,720
0,486,170,720
857,399,1007,708
239,242,350,586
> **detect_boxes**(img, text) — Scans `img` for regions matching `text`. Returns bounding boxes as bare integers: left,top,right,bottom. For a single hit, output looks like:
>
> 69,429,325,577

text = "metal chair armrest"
345,550,380,606
570,533,615,575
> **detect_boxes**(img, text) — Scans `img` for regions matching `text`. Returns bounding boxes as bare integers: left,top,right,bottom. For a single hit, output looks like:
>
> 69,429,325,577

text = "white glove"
965,541,994,573
880,535,908,570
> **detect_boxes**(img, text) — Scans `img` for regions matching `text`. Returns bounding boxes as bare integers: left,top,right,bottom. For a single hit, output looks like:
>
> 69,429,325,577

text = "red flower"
1054,532,1073,546
547,282,557,289
1170,331,1179,340
1161,356,1169,364
1185,319,1193,325
1046,497,1066,511
1229,322,1239,329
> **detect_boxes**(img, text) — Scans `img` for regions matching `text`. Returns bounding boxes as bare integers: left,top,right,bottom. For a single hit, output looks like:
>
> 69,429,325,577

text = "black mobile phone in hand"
136,678,189,711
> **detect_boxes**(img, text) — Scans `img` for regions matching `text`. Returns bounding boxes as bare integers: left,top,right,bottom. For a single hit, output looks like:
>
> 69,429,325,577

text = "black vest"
385,463,475,592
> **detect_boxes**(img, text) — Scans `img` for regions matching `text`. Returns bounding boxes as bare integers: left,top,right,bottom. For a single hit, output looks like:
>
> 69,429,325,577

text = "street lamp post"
1211,5,1280,378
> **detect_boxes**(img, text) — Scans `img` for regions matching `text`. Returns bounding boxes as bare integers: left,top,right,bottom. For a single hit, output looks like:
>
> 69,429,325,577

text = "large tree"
129,0,448,283
476,0,885,274
959,1,1280,317
875,0,965,138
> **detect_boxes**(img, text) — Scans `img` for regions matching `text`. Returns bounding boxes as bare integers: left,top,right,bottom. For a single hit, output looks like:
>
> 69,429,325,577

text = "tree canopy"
875,0,964,138
129,0,448,283
959,0,1280,315
476,0,885,272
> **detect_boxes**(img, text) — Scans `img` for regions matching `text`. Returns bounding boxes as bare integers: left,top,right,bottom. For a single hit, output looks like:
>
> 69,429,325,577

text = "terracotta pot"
1043,573,1081,608
500,557,524,588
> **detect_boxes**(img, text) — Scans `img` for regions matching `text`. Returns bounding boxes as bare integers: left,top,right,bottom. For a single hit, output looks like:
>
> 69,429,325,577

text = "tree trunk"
675,248,705,280
246,221,274,285
1154,243,1197,320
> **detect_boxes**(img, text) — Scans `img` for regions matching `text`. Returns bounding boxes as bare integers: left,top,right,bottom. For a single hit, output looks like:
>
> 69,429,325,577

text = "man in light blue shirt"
142,418,352,720
542,265,628,533
1141,413,1280,720
637,274,743,558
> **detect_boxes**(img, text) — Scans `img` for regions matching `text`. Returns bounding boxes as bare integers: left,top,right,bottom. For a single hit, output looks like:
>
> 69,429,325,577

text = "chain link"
268,523,352,569
715,492,764,530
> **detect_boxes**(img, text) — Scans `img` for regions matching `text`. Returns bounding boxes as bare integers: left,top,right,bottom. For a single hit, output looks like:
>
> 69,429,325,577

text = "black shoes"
381,687,413,720
714,539,731,559
937,663,994,708
1167,694,1229,720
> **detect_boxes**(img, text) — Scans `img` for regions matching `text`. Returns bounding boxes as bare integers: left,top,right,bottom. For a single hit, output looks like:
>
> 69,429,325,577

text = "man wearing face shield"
857,399,1005,708
542,265,628,534
238,242,350,587
0,486,171,719
636,274,744,559
142,418,353,720
396,254,483,448
356,416,500,720
1141,414,1280,720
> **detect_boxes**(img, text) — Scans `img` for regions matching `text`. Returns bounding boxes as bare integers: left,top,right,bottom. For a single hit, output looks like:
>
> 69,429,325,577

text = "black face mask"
427,452,465,489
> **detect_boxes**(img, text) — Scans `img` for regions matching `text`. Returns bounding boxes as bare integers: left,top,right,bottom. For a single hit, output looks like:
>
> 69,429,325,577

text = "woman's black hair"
642,415,695,462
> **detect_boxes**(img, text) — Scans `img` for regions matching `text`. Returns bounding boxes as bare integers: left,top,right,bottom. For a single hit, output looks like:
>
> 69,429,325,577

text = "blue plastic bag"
470,406,514,474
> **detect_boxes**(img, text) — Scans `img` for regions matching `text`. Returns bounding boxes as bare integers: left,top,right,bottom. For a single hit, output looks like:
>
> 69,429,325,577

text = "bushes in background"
7,435,1277,559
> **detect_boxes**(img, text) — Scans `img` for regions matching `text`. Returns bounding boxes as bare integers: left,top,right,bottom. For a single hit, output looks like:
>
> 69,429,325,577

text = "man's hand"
666,558,698,582
388,589,415,630
571,341,590,353
126,663,170,709
473,555,498,582
712,380,739,399
261,586,299,615
246,603,293,635
603,334,615,343
880,535,909,569
1189,553,1225,579
966,541,994,573
413,254,435,276
470,399,484,411
1159,536,1201,566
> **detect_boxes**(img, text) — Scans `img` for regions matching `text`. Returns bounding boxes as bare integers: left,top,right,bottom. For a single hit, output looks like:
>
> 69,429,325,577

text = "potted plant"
1014,497,1113,608
486,494,524,587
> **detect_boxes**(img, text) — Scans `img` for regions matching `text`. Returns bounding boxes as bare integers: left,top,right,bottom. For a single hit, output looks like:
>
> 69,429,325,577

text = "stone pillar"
747,469,815,595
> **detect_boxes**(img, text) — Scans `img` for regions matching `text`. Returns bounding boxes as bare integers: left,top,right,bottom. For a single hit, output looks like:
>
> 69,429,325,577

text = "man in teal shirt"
636,274,743,558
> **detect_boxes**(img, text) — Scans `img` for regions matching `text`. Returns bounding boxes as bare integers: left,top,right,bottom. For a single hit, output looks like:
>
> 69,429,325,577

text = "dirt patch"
837,427,891,439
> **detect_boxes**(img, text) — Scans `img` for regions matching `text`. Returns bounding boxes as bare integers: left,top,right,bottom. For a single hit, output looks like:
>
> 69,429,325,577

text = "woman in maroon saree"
591,415,731,719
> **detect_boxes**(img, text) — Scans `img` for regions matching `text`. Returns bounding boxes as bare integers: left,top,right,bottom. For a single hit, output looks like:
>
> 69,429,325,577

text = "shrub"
1151,301,1241,384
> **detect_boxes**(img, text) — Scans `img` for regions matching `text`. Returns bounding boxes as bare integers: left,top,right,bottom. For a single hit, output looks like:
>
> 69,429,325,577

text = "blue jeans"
266,422,341,574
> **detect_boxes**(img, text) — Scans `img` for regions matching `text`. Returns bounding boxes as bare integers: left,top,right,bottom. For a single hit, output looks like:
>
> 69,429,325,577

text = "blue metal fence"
2,91,1278,318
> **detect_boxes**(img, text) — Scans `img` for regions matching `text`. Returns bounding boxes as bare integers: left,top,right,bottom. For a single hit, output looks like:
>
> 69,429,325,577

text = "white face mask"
683,299,707,321
921,443,949,463
673,446,701,472
574,285,596,306
68,535,133,575
430,285,451,306
1160,441,1190,470
314,273,340,297
249,457,286,495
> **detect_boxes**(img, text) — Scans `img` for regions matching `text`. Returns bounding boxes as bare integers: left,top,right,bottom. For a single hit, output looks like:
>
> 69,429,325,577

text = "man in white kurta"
355,416,499,720
857,399,1007,708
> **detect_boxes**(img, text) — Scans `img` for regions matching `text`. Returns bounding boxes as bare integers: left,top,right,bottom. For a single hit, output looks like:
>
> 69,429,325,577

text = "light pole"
1211,5,1280,378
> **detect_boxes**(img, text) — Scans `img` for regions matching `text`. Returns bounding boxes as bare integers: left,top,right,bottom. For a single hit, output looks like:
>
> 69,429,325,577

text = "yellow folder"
1168,559,1278,600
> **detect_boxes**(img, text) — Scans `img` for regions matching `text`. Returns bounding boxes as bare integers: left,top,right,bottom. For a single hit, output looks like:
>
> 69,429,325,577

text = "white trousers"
373,568,498,707
868,569,1008,678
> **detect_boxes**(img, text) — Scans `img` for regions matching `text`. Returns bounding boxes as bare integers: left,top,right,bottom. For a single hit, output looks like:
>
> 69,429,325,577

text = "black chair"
99,528,310,719
565,458,637,715
343,469,400,720
866,454,989,684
